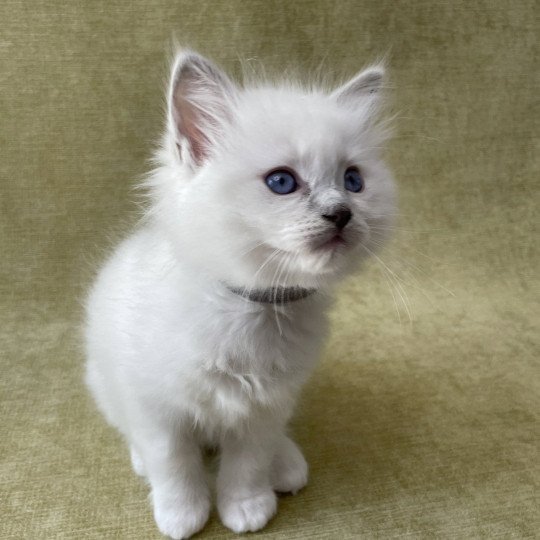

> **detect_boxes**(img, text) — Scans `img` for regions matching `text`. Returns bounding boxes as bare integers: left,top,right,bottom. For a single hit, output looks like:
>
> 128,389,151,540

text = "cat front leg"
129,412,210,539
270,433,308,494
217,422,280,533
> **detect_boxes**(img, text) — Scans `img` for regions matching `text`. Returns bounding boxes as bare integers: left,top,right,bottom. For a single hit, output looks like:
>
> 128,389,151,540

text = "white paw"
152,492,210,539
271,437,308,494
218,489,277,533
129,446,145,477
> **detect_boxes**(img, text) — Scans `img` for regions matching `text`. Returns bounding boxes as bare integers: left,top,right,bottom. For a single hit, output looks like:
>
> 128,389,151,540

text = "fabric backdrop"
1,1,538,538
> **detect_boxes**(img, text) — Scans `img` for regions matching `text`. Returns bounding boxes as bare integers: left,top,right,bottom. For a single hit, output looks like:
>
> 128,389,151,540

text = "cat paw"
271,437,308,494
152,492,210,539
218,489,277,533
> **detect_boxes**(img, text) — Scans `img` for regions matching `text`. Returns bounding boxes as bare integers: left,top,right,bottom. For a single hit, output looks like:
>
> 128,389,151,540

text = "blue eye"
264,170,297,195
344,167,364,193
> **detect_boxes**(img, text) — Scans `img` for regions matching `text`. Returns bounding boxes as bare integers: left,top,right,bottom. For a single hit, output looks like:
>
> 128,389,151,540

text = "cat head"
147,50,395,290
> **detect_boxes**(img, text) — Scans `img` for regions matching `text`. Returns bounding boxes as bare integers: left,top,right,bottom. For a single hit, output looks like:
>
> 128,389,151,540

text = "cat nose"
322,207,352,229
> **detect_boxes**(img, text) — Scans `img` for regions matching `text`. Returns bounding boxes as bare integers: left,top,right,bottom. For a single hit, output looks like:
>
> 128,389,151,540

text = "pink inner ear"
173,83,209,166
174,98,207,164
170,55,234,166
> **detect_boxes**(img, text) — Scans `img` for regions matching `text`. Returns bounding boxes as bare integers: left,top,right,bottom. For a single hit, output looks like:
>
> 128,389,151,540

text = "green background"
1,1,538,538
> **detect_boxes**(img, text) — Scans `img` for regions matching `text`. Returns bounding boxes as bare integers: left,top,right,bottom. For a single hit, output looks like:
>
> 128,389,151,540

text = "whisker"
236,240,268,259
240,248,281,307
270,253,290,335
368,225,447,233
380,263,402,325
368,238,456,298
360,243,413,324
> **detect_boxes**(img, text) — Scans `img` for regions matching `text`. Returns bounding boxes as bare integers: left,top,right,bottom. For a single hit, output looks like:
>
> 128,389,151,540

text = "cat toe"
218,489,277,533
152,492,210,539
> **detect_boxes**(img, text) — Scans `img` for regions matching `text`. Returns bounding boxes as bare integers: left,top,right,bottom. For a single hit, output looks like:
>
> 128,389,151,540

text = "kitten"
85,49,395,539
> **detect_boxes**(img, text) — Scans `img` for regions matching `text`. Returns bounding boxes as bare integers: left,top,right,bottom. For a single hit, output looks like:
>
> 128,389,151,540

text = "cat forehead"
238,86,350,127
230,87,371,167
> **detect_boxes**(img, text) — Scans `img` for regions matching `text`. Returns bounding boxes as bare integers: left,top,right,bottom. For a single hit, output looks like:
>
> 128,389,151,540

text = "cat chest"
187,304,326,424
200,304,322,373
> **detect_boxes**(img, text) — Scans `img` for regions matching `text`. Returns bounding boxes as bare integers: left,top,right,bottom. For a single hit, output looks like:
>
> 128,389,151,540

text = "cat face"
150,51,395,289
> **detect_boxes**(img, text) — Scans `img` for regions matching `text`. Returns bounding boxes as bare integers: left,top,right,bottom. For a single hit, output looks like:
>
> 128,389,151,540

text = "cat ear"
168,50,236,167
331,65,385,103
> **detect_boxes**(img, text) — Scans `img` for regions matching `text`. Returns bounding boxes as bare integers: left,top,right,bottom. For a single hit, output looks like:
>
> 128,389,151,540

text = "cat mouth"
313,233,346,252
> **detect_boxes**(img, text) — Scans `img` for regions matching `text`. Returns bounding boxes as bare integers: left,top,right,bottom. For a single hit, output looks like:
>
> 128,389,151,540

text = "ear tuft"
331,65,385,103
168,50,235,167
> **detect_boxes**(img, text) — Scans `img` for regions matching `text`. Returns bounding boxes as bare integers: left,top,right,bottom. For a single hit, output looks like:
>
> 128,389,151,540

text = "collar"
226,285,317,304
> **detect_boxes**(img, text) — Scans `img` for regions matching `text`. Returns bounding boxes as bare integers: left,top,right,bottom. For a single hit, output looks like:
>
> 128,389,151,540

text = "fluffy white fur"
85,49,395,539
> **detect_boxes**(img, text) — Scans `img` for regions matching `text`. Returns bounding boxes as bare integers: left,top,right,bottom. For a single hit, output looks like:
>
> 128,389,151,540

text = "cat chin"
295,252,344,277
215,258,339,292
242,250,358,290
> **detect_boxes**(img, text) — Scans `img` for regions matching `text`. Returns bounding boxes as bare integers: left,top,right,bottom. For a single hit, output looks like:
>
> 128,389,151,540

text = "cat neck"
225,285,317,304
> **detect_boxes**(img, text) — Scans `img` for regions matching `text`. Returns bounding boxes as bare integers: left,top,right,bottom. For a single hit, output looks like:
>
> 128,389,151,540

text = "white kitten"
85,50,395,539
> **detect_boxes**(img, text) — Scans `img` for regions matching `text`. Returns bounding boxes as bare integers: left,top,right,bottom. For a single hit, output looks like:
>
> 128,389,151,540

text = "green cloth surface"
1,1,538,538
